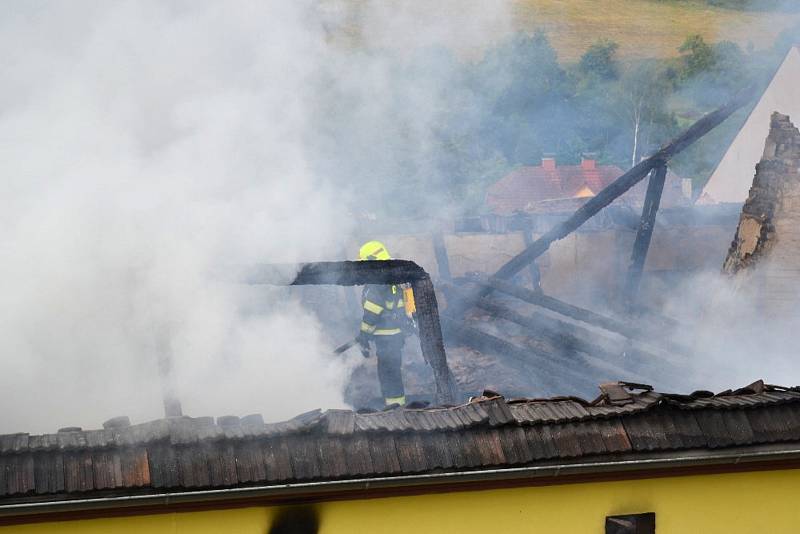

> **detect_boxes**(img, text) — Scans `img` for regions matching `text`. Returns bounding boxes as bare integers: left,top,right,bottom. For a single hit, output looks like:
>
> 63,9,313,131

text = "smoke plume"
0,1,516,433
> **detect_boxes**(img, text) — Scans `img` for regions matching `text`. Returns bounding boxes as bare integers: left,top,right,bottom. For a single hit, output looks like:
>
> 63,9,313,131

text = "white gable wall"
702,46,800,203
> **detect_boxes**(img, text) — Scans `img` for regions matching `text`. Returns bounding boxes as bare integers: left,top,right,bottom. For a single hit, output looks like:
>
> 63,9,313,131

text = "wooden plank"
483,277,691,357
441,315,591,388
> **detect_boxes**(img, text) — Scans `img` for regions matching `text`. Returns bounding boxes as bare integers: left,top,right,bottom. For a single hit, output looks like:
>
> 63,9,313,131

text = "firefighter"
356,240,410,407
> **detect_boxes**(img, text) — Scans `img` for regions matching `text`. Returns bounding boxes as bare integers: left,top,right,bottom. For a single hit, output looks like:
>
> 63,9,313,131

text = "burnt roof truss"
244,260,459,404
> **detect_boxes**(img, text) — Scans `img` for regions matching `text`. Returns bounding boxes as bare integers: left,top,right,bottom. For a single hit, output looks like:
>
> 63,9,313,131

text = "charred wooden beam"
442,281,660,381
486,277,634,336
478,299,622,363
245,260,458,404
625,164,668,310
483,277,691,357
474,299,676,383
243,260,430,286
432,232,452,282
439,317,591,388
449,85,756,318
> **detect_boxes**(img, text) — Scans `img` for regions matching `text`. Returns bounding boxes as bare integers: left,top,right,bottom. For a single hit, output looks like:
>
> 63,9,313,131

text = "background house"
487,155,691,215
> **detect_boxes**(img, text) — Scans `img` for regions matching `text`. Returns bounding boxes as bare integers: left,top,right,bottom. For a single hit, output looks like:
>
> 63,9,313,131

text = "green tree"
579,39,620,81
613,63,676,167
679,35,715,80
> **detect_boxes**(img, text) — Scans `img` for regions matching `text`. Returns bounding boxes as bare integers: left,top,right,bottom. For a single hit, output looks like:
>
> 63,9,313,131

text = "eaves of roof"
0,381,799,507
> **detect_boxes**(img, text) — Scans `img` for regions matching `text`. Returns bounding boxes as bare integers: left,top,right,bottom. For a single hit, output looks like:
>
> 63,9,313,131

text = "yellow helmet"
359,240,391,261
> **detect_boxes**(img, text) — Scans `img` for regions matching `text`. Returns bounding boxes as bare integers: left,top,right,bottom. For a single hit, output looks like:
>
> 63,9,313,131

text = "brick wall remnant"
723,112,800,313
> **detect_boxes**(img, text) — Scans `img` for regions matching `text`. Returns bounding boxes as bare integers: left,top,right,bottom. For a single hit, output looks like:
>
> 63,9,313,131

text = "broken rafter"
483,277,691,357
473,299,647,380
475,298,685,384
439,316,592,390
442,281,674,383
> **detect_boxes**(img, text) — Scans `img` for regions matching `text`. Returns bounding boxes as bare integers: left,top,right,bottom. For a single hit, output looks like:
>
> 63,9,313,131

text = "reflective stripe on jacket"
360,284,406,336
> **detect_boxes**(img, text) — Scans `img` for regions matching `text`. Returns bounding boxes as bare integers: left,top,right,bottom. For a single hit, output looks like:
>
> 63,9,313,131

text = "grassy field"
512,0,800,61
332,0,800,62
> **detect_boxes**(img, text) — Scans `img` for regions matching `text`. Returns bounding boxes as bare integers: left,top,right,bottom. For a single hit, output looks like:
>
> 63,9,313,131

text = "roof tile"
3,382,800,499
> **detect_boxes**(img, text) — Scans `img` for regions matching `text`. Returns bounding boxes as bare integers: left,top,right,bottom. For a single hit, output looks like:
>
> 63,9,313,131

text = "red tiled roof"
486,161,689,214
487,161,625,215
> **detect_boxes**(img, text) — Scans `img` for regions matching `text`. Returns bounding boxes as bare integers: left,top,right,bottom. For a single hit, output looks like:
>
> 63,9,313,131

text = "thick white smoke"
0,1,514,433
0,1,358,433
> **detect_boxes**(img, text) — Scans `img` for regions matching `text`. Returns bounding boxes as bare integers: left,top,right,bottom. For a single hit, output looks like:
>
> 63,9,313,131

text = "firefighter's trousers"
375,335,405,400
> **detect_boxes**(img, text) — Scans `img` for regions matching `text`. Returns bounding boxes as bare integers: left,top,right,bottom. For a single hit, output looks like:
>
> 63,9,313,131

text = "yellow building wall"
5,468,800,534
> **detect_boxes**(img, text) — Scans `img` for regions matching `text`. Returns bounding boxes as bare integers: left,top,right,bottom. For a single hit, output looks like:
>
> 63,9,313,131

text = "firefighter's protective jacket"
360,284,406,337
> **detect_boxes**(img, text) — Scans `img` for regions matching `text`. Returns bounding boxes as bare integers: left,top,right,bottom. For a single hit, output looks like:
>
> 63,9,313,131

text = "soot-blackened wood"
450,85,756,318
475,299,634,376
413,276,459,404
625,165,668,310
246,260,458,404
484,277,690,357
432,232,452,282
487,278,635,336
244,260,429,286
440,316,590,388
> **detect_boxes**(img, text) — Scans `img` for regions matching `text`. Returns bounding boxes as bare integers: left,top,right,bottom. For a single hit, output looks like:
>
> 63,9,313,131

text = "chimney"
581,153,597,170
541,153,556,171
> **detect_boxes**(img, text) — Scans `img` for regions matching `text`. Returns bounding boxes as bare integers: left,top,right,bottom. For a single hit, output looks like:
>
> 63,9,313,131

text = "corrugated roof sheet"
1,381,799,501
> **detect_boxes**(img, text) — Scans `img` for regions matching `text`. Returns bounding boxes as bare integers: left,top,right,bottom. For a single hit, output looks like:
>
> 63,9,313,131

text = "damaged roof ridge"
4,380,799,452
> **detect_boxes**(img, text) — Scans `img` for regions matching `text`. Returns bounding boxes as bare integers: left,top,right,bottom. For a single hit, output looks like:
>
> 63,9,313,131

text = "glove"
356,332,371,358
